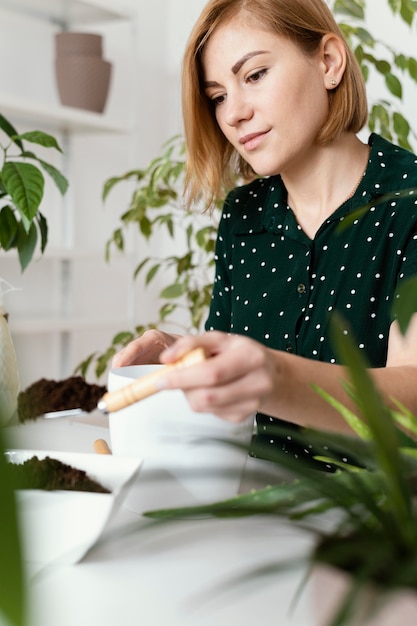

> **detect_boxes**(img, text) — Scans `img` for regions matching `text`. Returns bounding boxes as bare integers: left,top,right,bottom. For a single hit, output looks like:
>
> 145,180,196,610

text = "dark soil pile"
8,455,110,493
17,376,107,422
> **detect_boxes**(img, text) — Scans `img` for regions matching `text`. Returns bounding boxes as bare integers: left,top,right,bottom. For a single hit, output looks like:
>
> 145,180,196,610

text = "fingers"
112,330,180,367
160,330,236,363
160,332,274,423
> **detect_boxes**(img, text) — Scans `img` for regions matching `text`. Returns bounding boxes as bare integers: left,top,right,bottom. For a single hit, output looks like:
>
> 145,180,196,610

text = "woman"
114,0,417,461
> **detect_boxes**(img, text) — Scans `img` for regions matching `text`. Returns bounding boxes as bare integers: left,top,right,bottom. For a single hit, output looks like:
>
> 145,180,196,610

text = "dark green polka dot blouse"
204,133,417,468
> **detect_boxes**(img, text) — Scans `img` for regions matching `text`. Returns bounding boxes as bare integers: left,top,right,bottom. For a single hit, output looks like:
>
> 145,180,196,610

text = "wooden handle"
97,347,206,414
93,439,112,455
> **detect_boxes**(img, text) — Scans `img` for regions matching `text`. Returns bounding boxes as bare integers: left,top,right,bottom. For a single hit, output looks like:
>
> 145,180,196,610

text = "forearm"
262,351,417,433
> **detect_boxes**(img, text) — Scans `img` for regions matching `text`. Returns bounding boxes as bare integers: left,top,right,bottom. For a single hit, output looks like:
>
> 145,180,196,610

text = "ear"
320,33,346,90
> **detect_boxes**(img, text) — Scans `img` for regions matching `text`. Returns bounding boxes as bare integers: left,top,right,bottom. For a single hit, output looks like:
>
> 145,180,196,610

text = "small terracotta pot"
312,563,417,626
55,32,103,57
55,55,112,113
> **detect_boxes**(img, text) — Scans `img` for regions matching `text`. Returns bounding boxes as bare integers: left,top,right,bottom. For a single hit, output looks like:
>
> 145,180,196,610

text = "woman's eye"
211,94,226,106
247,68,267,83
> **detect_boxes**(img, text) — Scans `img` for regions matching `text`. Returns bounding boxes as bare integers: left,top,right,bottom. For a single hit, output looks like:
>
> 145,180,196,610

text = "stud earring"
330,79,337,86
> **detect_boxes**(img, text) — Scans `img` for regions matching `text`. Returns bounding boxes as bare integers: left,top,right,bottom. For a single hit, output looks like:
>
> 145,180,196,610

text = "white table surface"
5,413,317,626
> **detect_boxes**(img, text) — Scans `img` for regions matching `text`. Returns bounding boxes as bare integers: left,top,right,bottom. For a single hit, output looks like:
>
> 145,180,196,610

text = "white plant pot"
0,307,20,425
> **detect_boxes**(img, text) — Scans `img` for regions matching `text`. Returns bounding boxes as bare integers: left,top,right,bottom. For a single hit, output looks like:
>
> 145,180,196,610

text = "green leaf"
388,0,402,14
145,263,160,285
2,161,44,222
0,113,23,150
385,73,403,98
36,158,69,195
400,1,414,24
36,212,48,254
17,221,38,271
0,206,18,250
102,170,144,202
74,353,97,378
160,283,185,299
375,60,391,75
408,57,417,81
312,385,371,439
353,27,374,45
395,53,408,71
392,275,417,334
393,111,410,138
96,349,117,377
0,426,26,626
391,407,417,440
17,130,63,153
112,228,124,252
133,257,150,279
334,0,365,20
330,317,412,532
159,302,177,320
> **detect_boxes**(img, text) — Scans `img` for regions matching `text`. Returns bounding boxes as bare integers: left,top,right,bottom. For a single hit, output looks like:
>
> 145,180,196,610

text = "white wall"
1,0,416,391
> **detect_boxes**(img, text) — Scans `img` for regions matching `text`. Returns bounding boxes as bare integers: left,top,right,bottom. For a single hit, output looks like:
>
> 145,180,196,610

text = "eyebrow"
231,50,268,74
203,50,269,89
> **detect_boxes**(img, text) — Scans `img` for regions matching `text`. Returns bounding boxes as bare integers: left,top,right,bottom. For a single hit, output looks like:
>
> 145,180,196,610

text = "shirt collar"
230,133,406,236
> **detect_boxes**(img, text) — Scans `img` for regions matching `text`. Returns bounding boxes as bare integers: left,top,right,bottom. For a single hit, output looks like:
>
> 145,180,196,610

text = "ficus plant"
0,113,69,271
334,0,417,149
76,135,221,378
77,0,417,379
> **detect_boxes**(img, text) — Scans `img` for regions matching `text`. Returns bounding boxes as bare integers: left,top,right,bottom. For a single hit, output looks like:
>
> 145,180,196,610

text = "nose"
223,94,253,127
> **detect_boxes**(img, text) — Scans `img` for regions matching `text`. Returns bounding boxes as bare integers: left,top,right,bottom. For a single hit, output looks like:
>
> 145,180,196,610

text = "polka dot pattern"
206,134,417,368
205,134,417,466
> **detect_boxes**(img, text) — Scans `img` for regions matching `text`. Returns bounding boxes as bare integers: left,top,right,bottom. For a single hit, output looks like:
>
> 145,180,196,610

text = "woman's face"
201,16,331,177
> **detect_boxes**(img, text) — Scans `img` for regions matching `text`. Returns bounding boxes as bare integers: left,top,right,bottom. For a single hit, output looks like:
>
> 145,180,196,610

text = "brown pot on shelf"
55,32,103,57
54,32,112,113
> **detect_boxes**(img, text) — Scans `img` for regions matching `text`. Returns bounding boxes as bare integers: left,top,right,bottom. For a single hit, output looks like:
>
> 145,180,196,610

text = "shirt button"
297,283,306,294
286,343,293,353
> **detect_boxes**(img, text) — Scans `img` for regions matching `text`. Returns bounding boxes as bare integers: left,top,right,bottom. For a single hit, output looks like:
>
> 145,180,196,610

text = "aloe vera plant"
143,307,417,625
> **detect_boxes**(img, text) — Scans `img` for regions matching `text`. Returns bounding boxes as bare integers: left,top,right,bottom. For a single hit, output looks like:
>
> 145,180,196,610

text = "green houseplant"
0,113,69,423
0,112,69,271
0,112,68,626
77,0,417,379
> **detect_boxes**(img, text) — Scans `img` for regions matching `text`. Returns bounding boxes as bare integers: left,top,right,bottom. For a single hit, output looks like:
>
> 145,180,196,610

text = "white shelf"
0,92,129,134
1,247,132,262
10,316,129,334
0,0,134,25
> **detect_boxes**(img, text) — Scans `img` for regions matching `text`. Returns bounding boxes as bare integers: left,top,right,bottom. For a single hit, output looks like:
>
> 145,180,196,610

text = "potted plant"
0,112,69,271
0,112,69,424
141,293,417,625
0,112,68,623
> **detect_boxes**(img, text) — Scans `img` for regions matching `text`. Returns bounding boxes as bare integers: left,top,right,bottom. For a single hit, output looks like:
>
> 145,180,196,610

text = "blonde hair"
182,0,368,208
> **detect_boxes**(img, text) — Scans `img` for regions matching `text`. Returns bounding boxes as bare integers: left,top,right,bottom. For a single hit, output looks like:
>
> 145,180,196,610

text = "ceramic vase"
312,563,417,626
54,32,112,113
0,307,20,425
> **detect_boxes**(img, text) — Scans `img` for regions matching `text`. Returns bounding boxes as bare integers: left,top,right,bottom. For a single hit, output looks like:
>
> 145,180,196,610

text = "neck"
283,134,370,239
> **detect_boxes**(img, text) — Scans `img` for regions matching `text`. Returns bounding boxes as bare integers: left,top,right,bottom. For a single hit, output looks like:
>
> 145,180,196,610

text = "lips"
239,130,269,151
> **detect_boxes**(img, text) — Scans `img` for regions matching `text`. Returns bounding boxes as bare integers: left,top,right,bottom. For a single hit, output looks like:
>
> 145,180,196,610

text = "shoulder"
225,176,275,205
369,133,417,186
220,176,284,234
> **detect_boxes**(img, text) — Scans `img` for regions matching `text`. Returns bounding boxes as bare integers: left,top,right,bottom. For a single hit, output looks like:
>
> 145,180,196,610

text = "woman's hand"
158,331,277,423
112,329,181,367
